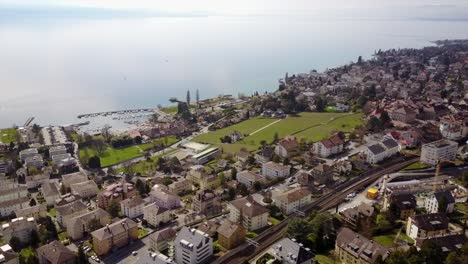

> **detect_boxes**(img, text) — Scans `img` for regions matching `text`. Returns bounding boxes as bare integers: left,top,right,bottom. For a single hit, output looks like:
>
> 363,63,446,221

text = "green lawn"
373,232,413,247
115,148,177,175
315,254,336,264
80,136,178,167
455,202,468,215
48,208,56,217
268,217,281,226
0,128,16,144
138,228,149,238
403,162,430,170
193,113,362,153
58,231,69,241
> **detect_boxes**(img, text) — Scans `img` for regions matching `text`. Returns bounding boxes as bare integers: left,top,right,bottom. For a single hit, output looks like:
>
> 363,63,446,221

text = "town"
0,39,467,264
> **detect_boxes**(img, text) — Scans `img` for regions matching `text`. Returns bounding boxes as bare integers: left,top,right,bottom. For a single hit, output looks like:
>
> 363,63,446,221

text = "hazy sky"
2,0,468,15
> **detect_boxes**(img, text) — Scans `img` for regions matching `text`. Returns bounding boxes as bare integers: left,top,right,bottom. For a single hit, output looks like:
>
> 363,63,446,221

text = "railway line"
213,157,419,264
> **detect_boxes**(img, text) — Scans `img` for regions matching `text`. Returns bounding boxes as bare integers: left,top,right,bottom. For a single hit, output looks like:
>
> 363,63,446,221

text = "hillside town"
0,39,467,264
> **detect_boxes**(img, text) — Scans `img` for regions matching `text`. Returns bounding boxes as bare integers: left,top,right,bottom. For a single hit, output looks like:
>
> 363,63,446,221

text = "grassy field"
403,162,430,170
115,148,177,175
373,232,413,247
315,254,336,264
80,136,178,167
0,128,16,144
193,112,362,153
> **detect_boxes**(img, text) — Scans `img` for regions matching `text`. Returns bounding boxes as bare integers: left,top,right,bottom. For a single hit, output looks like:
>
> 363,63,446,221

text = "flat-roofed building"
1,217,38,244
420,139,458,166
174,227,213,264
61,171,88,189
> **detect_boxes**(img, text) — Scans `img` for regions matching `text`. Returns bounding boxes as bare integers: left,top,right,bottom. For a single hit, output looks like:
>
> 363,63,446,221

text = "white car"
132,251,138,256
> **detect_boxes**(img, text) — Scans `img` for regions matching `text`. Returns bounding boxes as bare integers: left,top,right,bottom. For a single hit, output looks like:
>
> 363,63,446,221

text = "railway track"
213,157,419,264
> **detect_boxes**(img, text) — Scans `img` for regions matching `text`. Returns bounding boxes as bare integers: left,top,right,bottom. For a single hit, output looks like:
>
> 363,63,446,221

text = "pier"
77,108,155,119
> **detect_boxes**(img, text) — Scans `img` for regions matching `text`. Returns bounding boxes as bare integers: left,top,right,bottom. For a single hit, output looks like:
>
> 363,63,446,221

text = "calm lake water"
1,15,468,128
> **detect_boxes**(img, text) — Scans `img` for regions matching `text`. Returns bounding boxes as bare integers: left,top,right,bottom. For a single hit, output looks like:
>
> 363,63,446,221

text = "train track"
213,157,419,264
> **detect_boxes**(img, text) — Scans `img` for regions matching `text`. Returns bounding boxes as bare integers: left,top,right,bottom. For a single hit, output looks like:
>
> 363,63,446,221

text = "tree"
357,95,368,108
186,90,191,106
162,177,173,186
108,199,120,218
287,218,311,243
196,89,200,106
445,252,461,264
230,167,237,181
88,156,101,169
438,194,448,213
272,132,279,144
9,236,22,252
380,111,391,128
283,158,290,165
218,173,226,186
29,198,37,207
420,240,444,264
357,55,363,64
367,116,382,132
315,96,327,112
77,246,89,264
101,124,113,144
135,179,146,196
93,139,106,156
30,230,39,248
252,181,262,191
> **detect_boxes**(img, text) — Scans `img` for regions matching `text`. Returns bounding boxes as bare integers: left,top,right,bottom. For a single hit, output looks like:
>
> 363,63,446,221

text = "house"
389,106,417,124
0,244,19,264
272,187,312,215
24,155,44,169
0,160,8,174
335,228,390,264
388,193,417,220
217,220,245,250
120,196,145,219
439,114,467,141
66,208,112,240
406,213,449,240
236,150,250,164
192,189,221,217
339,203,375,230
61,171,88,189
148,227,177,252
262,161,290,178
91,218,138,256
295,170,314,188
25,173,49,189
275,136,298,158
197,220,220,238
228,196,269,231
310,164,333,185
366,137,399,164
0,185,28,203
312,133,345,158
260,238,315,264
186,165,210,185
236,170,265,188
150,187,181,210
97,181,137,210
40,182,61,206
143,203,171,227
420,139,458,166
1,217,37,244
15,204,47,219
37,240,76,264
70,180,98,198
0,197,29,218
174,227,213,264
255,145,274,165
415,233,466,252
55,200,88,227
424,191,455,214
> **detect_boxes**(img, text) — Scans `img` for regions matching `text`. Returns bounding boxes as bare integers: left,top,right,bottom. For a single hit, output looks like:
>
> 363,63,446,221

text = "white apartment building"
272,187,312,215
420,139,458,166
143,203,171,227
120,196,145,219
175,227,213,264
1,217,38,244
262,162,290,178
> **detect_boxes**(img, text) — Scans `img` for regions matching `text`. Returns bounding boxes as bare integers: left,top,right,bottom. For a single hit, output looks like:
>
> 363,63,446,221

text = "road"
212,157,419,264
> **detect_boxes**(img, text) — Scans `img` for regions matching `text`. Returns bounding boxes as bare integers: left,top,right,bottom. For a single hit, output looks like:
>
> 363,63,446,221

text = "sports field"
0,128,17,144
193,112,362,153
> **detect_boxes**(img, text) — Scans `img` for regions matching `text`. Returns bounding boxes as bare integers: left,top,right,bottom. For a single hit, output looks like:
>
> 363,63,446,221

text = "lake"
1,14,468,128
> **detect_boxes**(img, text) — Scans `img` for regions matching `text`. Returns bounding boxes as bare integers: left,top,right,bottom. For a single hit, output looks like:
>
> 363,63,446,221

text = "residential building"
55,200,88,227
148,227,177,252
0,197,29,218
335,228,390,264
192,189,221,217
0,160,8,174
424,191,455,214
168,179,191,195
420,139,458,166
174,227,213,264
255,145,274,165
366,137,399,164
91,218,138,256
15,204,47,219
236,170,265,189
228,196,269,231
310,164,333,185
406,213,449,240
0,244,19,264
260,238,315,264
191,147,220,165
24,155,44,169
49,145,67,157
262,161,290,178
66,208,112,240
217,220,245,250
150,187,181,210
275,136,298,158
61,171,88,189
339,203,375,230
272,187,312,215
186,166,209,185
41,182,61,206
19,148,38,162
37,240,76,264
0,185,27,202
415,233,466,252
1,217,37,244
120,196,145,219
295,170,314,188
312,133,345,158
25,173,49,189
389,106,417,124
388,193,417,220
97,181,137,210
70,180,98,198
439,114,467,141
143,203,171,227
